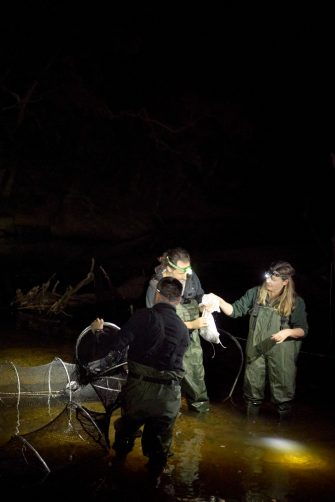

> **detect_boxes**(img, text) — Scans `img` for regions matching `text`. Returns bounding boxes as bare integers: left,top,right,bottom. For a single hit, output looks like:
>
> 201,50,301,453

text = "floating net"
0,321,128,489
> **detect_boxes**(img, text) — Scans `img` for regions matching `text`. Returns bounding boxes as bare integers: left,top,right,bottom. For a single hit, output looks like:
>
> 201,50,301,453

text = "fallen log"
14,258,95,316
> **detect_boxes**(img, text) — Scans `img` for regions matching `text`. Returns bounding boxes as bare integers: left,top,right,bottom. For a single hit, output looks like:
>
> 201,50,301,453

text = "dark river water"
1,232,334,500
1,318,335,502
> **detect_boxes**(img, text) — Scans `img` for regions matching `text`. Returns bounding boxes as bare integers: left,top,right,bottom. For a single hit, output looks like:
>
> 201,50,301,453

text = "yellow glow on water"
264,450,324,467
252,436,326,469
1,332,335,501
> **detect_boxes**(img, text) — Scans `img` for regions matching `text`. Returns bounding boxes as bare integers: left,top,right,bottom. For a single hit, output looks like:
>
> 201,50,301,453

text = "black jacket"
109,302,189,372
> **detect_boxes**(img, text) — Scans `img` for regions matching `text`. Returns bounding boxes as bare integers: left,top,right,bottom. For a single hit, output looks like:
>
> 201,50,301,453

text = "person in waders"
211,261,308,423
146,247,210,413
90,277,189,479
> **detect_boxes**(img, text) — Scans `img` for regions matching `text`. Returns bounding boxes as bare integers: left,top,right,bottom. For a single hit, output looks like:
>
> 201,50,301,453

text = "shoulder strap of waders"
252,287,289,328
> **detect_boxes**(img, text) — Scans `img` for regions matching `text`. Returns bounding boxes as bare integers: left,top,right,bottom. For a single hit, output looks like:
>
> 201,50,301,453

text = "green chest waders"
176,300,209,411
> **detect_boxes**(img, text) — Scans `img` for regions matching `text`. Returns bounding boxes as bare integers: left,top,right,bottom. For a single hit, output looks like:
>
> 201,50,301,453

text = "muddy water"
1,323,335,501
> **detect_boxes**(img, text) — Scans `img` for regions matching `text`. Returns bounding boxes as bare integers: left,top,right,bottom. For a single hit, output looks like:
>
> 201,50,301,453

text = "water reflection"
1,325,335,501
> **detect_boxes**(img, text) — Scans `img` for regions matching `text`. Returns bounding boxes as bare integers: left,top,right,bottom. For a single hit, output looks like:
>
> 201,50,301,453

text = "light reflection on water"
1,326,335,501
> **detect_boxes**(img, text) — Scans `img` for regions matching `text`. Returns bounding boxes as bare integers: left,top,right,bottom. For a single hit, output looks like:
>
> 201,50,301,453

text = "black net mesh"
73,321,128,412
0,403,110,489
0,358,82,441
0,321,128,490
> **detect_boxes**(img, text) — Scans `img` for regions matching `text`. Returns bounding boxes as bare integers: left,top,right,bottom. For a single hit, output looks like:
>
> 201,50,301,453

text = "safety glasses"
167,257,192,275
265,270,288,281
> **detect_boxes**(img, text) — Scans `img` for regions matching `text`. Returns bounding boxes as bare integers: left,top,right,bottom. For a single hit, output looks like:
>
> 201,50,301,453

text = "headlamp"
167,257,192,275
265,270,289,281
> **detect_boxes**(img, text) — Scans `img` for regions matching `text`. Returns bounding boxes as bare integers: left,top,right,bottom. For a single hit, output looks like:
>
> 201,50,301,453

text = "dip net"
0,321,128,489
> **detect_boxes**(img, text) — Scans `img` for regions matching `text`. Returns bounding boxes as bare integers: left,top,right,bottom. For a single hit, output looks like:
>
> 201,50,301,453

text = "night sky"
1,4,334,353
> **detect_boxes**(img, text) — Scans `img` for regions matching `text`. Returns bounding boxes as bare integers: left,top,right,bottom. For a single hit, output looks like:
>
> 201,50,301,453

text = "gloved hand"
91,317,104,333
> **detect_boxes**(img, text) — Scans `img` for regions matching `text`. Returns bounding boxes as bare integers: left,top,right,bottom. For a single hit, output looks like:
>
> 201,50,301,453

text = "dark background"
1,4,334,358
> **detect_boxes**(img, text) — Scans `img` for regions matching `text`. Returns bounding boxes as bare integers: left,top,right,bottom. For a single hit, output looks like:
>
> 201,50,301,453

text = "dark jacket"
109,302,189,372
146,265,204,308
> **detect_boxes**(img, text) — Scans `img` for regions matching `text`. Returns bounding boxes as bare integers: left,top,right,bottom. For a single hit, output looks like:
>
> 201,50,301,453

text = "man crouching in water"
90,276,189,479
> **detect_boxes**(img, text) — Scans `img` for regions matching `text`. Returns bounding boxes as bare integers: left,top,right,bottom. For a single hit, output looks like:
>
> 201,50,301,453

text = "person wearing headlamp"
210,260,308,423
146,247,210,413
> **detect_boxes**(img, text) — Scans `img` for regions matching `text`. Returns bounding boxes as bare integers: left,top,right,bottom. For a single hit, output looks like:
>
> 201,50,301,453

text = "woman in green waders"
211,261,308,423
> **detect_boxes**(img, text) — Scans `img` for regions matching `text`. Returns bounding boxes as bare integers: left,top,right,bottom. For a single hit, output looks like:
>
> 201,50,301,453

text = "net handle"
75,322,120,361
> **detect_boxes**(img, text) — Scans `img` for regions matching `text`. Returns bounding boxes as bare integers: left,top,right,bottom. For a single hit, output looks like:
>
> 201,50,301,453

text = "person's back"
121,301,189,373
91,276,189,478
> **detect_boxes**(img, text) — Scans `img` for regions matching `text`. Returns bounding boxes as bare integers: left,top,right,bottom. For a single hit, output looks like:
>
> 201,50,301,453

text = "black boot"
277,402,292,424
246,402,261,422
112,435,135,459
188,400,210,413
